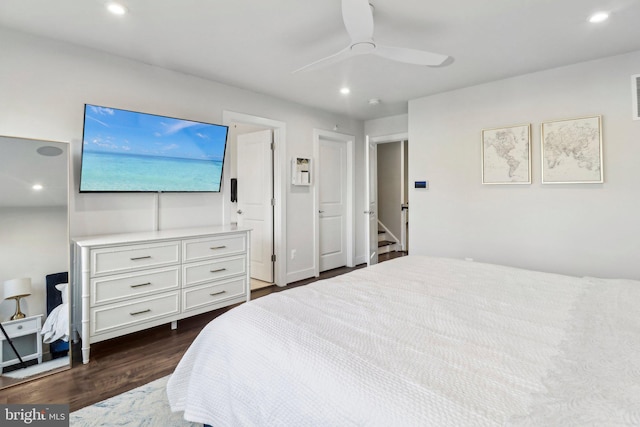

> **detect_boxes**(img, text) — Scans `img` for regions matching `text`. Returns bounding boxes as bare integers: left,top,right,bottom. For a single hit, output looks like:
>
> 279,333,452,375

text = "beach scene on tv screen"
80,105,227,192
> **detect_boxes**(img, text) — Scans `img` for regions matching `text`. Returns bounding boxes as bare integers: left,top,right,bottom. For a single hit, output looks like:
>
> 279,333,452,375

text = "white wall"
365,114,408,137
0,27,366,284
0,207,68,321
408,50,640,279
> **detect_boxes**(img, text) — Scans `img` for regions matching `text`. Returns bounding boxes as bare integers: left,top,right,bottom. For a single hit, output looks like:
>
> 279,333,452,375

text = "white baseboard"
355,254,367,265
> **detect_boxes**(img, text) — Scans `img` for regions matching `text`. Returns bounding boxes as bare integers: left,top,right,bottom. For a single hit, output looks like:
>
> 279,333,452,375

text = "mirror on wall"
0,135,71,389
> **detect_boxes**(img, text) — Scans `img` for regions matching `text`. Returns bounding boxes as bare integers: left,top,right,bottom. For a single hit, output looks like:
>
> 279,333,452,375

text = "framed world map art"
481,123,531,184
541,115,603,184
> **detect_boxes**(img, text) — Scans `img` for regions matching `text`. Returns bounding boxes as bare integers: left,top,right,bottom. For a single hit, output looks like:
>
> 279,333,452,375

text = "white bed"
41,282,70,344
167,256,640,426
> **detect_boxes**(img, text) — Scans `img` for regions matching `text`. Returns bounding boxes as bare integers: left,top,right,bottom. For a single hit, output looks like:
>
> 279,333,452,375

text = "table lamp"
3,278,32,320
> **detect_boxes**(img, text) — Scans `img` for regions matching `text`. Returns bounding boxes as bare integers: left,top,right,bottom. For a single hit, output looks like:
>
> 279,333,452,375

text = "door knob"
237,209,243,214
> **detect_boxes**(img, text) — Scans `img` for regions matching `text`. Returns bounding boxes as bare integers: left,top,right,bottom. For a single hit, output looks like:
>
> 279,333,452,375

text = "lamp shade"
3,278,32,299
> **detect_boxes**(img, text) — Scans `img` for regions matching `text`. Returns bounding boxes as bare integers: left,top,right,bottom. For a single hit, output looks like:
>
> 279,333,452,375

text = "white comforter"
167,256,640,426
41,303,69,344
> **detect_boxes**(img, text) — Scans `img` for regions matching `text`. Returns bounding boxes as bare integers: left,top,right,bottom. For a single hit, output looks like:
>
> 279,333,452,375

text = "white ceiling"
0,137,68,207
1,0,640,120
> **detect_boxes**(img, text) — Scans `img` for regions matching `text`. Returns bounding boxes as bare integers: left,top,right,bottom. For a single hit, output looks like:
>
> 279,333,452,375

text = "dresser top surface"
72,225,250,247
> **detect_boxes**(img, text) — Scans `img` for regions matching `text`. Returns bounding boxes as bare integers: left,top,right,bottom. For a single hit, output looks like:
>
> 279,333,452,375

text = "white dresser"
72,226,251,364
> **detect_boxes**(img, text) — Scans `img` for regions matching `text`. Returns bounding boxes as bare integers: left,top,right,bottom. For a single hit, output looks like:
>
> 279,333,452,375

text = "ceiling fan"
294,0,450,73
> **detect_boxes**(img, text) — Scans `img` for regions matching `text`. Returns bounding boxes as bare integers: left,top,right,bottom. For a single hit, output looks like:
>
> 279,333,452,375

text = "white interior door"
318,137,348,272
365,136,378,265
237,129,273,282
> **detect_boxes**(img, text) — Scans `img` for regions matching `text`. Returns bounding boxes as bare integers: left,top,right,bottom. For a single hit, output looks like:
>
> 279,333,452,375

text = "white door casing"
365,135,378,265
237,129,273,282
400,139,408,252
223,111,286,287
313,129,355,277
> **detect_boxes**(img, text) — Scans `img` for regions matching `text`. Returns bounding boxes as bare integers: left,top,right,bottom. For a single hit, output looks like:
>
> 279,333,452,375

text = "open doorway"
235,126,273,290
368,133,409,260
223,111,287,288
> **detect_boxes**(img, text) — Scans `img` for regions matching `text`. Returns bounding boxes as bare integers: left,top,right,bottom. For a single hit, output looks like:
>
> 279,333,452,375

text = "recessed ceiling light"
368,98,381,105
589,11,609,23
32,184,43,191
107,2,128,15
340,87,350,95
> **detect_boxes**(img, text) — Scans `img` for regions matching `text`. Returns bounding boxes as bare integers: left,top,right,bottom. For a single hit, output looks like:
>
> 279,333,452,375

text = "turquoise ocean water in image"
80,151,223,192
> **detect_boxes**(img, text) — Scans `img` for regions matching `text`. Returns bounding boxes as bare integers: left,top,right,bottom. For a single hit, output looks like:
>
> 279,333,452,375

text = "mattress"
167,256,640,426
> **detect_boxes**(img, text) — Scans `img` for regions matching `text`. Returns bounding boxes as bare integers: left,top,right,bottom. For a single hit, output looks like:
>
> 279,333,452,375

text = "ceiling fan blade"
293,46,353,73
374,45,450,66
342,0,374,41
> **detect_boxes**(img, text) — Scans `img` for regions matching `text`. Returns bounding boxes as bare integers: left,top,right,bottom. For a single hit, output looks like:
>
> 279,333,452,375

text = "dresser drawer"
183,255,246,287
91,266,180,306
182,277,246,312
90,292,179,336
183,234,246,262
2,317,40,338
91,242,180,276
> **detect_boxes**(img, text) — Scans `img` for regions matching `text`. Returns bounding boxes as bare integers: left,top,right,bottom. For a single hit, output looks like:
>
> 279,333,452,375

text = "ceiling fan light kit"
294,0,450,73
351,42,376,53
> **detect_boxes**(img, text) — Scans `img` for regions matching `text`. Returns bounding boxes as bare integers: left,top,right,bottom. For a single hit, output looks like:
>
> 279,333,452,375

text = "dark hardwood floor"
0,252,407,411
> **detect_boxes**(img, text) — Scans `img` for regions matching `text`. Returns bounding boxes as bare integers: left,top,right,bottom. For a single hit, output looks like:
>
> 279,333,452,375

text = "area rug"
2,356,69,379
70,376,198,427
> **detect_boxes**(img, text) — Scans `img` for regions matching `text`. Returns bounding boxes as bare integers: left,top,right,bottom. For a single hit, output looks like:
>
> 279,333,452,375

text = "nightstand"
0,315,43,373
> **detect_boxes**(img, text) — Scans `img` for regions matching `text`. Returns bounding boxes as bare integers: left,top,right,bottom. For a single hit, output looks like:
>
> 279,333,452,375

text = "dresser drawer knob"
17,325,23,330
129,309,151,316
130,255,152,261
130,282,152,288
210,290,226,296
210,268,227,273
209,245,227,250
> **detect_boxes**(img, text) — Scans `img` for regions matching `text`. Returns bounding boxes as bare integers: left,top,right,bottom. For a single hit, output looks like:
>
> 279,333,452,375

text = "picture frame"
481,123,531,184
541,115,603,184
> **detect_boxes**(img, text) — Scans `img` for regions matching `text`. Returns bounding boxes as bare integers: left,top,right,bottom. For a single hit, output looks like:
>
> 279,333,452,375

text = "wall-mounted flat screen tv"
79,104,228,192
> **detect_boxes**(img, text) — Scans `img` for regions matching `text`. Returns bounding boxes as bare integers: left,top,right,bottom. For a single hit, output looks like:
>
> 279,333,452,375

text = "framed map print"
541,115,603,184
481,124,531,184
